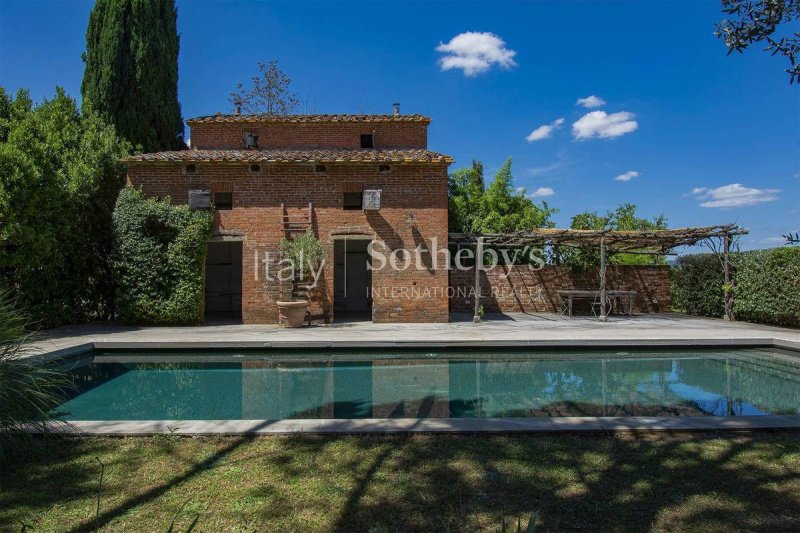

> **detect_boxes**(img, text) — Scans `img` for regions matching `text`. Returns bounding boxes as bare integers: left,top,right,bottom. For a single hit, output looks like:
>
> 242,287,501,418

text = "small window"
214,191,233,210
343,192,363,210
360,134,374,148
315,164,327,173
250,164,261,174
184,164,197,174
379,164,391,173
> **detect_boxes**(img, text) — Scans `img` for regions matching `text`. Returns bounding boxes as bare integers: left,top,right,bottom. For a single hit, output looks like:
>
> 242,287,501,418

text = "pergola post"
473,237,484,323
599,234,607,322
723,231,733,321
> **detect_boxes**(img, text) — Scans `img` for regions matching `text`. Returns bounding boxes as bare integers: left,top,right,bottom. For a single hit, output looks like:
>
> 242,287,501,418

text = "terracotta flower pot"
277,300,308,328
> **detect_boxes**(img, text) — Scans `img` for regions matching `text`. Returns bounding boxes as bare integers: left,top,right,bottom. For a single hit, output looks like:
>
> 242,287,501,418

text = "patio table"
558,289,638,317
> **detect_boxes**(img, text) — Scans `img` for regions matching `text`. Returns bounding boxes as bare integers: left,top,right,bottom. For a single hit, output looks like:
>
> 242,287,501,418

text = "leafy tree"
230,61,300,115
0,87,131,325
560,203,668,270
716,0,800,83
81,0,184,151
448,158,556,234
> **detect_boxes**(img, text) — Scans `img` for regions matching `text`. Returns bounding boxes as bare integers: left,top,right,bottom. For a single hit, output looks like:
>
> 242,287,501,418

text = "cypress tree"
81,0,184,152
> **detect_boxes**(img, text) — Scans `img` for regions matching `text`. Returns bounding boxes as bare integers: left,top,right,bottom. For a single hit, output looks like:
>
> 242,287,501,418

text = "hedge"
112,187,213,324
672,247,800,328
672,254,725,318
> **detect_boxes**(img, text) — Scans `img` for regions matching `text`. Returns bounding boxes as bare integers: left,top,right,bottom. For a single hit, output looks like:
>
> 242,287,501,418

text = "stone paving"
29,312,800,357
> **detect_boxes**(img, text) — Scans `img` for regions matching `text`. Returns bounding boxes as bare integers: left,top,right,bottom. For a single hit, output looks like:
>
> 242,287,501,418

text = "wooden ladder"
281,202,313,237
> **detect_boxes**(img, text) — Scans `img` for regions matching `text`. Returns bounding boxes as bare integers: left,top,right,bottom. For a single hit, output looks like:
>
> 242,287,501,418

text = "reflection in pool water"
56,349,800,420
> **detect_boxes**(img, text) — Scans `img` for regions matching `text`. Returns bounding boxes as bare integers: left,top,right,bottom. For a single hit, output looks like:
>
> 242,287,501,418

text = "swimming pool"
55,347,800,421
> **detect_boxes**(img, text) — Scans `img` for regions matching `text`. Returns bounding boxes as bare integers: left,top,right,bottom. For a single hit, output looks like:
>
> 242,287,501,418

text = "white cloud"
526,118,565,142
689,183,780,208
614,170,640,182
576,95,606,108
515,186,526,193
528,187,555,198
436,32,517,76
572,110,638,139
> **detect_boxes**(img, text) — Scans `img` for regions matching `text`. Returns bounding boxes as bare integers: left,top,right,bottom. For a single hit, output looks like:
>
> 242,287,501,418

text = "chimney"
234,97,242,115
392,102,400,116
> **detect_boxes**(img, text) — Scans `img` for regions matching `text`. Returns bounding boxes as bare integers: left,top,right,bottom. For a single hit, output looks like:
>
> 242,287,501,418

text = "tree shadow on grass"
281,431,800,532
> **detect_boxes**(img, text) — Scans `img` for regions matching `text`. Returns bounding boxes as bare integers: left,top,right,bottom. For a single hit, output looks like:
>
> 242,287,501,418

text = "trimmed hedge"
672,254,725,318
112,187,213,324
672,247,800,328
732,247,800,328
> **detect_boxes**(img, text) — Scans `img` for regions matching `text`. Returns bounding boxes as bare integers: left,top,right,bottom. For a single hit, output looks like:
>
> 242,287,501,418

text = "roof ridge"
186,113,432,124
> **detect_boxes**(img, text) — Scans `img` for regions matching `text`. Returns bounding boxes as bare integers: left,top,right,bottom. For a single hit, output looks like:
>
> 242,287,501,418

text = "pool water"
56,348,800,420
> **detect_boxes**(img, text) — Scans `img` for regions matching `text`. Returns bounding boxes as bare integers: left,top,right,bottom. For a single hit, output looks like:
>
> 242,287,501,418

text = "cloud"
576,95,606,108
526,118,565,142
436,32,517,76
614,170,640,182
689,183,780,208
528,187,555,198
572,110,638,139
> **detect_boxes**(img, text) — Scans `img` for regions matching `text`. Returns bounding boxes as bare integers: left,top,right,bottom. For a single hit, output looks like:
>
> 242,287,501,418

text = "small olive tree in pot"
276,231,325,327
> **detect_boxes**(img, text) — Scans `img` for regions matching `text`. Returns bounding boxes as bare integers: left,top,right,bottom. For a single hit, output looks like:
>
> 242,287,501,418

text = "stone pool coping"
38,415,800,435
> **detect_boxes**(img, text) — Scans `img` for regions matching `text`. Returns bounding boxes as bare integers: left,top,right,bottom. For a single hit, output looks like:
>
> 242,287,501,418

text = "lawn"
1,432,799,532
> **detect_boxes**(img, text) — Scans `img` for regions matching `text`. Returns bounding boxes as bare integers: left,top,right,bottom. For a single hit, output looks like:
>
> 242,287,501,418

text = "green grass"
1,432,799,532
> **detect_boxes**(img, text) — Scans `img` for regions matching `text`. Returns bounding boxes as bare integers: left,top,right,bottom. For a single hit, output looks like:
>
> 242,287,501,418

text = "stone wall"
449,265,672,315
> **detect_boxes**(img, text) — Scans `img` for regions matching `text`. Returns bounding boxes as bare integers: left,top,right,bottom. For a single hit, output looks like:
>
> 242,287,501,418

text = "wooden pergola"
449,224,748,322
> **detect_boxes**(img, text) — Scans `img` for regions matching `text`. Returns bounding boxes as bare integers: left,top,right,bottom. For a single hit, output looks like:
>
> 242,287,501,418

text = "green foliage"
112,187,213,325
672,253,726,317
716,0,800,83
732,247,800,327
448,158,556,234
81,0,184,151
672,247,800,327
0,87,131,326
0,289,72,454
561,203,668,271
279,231,325,272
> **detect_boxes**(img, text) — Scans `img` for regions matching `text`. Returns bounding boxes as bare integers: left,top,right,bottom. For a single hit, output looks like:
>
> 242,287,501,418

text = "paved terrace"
30,313,800,357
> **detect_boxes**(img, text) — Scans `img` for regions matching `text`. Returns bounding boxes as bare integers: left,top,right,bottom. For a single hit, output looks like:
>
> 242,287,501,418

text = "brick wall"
126,161,450,324
449,265,672,315
189,122,428,150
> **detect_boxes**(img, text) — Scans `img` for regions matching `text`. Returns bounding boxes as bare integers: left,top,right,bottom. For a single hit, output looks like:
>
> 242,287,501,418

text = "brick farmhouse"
124,111,453,324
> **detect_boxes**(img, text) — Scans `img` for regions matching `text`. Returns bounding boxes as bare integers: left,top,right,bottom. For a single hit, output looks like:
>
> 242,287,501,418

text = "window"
315,164,327,173
360,134,374,148
379,164,391,173
184,164,197,174
214,191,233,210
250,164,261,174
343,192,363,210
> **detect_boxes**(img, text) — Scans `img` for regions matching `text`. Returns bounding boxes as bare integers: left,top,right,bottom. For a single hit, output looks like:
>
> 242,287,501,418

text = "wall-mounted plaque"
363,189,381,210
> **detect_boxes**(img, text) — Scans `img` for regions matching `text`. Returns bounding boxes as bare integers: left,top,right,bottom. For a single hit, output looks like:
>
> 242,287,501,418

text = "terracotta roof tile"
122,149,453,164
186,113,431,125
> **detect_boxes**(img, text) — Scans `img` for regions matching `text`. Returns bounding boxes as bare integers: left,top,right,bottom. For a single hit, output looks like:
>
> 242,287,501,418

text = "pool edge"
33,415,800,435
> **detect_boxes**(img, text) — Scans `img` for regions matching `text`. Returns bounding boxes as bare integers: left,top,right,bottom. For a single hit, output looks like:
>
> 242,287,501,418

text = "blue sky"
1,0,797,249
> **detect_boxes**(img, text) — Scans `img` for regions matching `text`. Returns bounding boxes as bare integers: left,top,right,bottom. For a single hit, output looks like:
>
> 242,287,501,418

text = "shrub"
672,247,800,327
0,289,72,453
112,187,213,324
732,247,800,327
0,87,131,326
279,231,325,272
672,253,725,317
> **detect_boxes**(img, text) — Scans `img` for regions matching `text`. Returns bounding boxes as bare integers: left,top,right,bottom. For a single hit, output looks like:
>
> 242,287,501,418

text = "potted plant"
276,231,325,327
